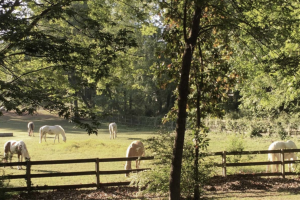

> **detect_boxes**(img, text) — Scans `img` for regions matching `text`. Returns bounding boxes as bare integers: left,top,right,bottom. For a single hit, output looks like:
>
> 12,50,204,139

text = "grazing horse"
0,106,6,112
124,140,145,177
3,140,30,170
109,122,117,139
267,140,298,172
28,122,34,137
39,125,67,143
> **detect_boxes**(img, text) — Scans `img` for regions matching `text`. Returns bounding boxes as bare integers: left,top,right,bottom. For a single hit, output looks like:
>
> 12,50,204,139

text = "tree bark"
169,5,202,200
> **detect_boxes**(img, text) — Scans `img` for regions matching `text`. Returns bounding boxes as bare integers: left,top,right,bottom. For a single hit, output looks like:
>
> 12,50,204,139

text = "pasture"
0,110,156,189
1,109,300,200
207,131,300,176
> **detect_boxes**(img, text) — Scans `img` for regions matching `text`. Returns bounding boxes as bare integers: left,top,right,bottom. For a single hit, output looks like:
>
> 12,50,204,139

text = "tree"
0,0,138,133
156,0,300,199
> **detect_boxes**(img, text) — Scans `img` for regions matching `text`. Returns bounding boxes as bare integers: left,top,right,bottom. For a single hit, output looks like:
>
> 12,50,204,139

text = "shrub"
226,135,245,163
130,130,213,198
0,171,9,200
278,130,288,140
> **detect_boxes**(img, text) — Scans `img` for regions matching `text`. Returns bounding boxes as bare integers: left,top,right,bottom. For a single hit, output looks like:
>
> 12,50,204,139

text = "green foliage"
248,125,263,138
0,0,150,133
130,131,213,198
236,2,300,117
226,135,245,163
278,129,288,140
0,171,9,200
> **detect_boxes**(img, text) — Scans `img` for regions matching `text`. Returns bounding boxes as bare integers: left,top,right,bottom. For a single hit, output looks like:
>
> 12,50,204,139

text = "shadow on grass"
127,138,143,141
205,176,300,199
31,169,61,173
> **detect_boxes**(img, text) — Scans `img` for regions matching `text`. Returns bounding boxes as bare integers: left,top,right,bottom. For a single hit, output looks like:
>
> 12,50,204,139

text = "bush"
278,130,288,140
130,130,213,198
226,135,245,163
0,170,9,200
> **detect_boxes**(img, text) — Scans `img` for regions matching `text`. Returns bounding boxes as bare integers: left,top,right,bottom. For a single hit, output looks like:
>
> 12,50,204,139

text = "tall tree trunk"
129,92,132,112
194,84,201,200
74,97,79,120
123,90,127,114
169,4,202,200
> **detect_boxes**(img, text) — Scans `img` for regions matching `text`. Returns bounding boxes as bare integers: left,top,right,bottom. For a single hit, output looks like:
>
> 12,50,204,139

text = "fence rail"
0,156,154,192
208,149,300,178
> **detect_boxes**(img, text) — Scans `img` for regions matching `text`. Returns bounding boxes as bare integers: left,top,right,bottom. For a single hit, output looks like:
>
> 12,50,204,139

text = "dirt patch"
6,187,164,200
6,176,300,199
204,176,300,199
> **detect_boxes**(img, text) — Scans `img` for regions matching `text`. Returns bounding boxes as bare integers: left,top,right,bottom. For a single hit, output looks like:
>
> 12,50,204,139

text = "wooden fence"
209,149,300,178
0,156,154,192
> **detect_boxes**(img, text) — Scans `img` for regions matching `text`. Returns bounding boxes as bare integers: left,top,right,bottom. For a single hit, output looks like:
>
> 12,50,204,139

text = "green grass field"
1,109,300,200
206,131,300,175
0,109,157,188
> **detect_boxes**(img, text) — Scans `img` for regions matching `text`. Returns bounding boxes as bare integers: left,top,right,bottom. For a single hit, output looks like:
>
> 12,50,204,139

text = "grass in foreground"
0,110,157,188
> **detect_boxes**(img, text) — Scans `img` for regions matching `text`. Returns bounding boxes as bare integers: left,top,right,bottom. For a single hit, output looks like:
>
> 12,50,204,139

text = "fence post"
222,151,227,177
26,160,31,192
281,149,285,178
95,158,100,189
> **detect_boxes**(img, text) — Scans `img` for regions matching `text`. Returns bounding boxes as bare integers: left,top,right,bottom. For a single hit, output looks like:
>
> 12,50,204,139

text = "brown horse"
124,140,145,177
3,140,30,170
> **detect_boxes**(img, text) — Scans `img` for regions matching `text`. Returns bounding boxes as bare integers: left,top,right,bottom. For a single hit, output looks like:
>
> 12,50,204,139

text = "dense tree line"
1,0,300,199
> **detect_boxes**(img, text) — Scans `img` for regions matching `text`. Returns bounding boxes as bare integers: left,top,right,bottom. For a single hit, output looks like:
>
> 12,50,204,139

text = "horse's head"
19,142,30,160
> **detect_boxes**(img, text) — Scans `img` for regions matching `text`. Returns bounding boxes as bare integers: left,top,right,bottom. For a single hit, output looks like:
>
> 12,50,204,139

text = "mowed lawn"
0,109,157,188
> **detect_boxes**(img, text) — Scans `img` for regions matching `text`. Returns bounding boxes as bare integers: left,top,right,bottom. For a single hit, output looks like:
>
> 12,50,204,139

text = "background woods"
2,0,300,199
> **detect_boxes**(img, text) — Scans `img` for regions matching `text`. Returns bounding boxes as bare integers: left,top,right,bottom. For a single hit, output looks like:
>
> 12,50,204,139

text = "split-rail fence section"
0,156,154,192
2,149,300,192
209,148,300,178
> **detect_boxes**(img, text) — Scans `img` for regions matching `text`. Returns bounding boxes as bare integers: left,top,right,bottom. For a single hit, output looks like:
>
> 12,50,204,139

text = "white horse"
109,122,117,139
0,106,6,112
267,140,298,172
3,140,30,170
39,125,66,143
124,140,145,177
28,121,34,137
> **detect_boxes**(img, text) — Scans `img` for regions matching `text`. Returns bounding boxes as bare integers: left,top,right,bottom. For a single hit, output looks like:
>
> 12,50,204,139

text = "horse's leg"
17,154,22,170
267,153,270,172
58,134,59,143
276,153,280,172
9,155,13,169
136,160,140,169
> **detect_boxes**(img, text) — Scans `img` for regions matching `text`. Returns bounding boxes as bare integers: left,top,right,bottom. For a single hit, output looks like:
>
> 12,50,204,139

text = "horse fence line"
208,149,300,178
0,156,154,192
104,115,175,130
